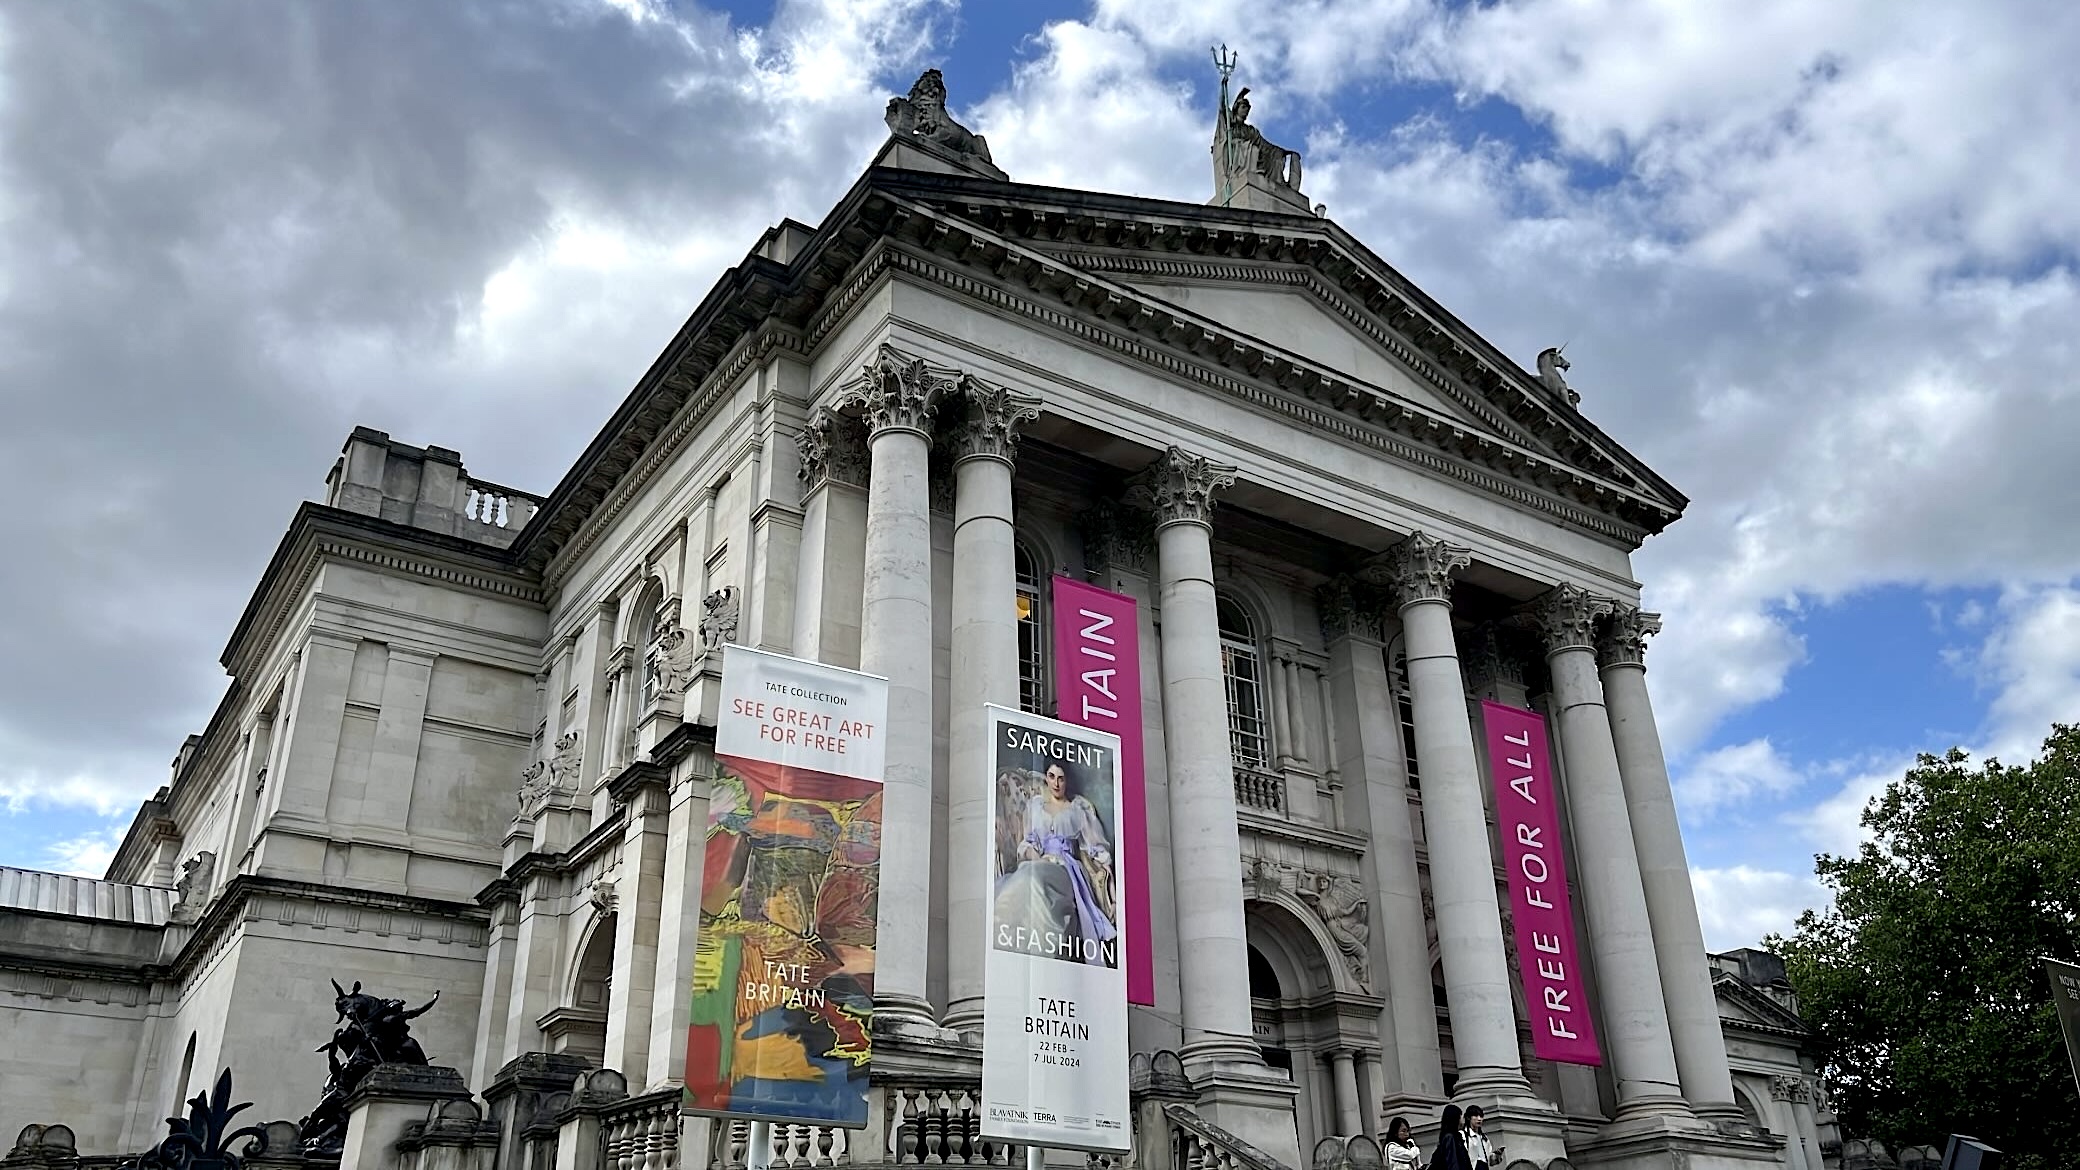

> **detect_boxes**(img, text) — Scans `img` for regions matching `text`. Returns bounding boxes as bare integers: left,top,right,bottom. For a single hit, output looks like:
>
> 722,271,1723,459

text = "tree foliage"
1770,725,2080,1170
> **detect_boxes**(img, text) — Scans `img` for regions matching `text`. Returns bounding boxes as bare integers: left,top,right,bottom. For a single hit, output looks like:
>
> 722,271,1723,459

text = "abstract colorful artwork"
684,753,881,1125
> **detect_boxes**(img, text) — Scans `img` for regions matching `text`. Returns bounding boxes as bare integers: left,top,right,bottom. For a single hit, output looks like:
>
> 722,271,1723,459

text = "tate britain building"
0,72,1837,1170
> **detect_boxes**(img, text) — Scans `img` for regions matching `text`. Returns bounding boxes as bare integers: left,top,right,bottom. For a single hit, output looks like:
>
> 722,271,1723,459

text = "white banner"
981,705,1131,1153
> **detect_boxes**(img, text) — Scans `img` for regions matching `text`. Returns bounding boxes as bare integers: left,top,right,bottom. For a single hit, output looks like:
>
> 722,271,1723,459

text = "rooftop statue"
885,69,995,168
1211,46,1308,213
296,979,440,1154
1537,346,1582,407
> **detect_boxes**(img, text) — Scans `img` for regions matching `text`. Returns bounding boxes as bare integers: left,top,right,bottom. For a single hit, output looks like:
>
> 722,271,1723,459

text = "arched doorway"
1246,899,1377,1154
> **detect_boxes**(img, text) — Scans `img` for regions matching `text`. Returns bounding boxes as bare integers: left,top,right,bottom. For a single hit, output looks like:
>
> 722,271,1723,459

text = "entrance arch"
1247,898,1378,1154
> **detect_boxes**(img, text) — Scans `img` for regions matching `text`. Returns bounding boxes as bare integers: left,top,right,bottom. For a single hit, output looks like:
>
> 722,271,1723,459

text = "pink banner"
1051,576,1154,1006
1481,701,1602,1066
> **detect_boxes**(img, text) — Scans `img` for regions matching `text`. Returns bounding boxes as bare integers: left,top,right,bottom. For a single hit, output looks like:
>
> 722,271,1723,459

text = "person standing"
1431,1105,1474,1170
1463,1105,1497,1170
1384,1116,1424,1170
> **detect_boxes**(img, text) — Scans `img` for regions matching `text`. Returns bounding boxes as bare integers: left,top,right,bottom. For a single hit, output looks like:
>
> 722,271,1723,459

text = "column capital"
1132,445,1236,528
1081,499,1156,577
1524,584,1615,655
1361,531,1470,608
1316,575,1390,643
839,344,948,438
796,407,869,493
1597,606,1663,669
944,375,1041,465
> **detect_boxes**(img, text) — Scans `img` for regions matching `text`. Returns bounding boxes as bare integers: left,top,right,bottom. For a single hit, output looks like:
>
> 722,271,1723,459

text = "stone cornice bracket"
1081,498,1156,577
1597,605,1662,669
796,407,869,494
838,344,946,439
1130,445,1236,528
1316,575,1388,643
1360,531,1470,609
1525,583,1615,655
944,374,1042,465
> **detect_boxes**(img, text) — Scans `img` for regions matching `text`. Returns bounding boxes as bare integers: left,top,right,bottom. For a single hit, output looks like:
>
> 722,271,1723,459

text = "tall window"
1219,596,1270,769
1015,544,1049,715
1391,648,1421,791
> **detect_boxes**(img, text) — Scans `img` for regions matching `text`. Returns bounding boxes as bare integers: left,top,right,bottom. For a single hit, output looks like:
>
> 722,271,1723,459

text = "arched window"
1015,544,1049,715
1219,596,1270,770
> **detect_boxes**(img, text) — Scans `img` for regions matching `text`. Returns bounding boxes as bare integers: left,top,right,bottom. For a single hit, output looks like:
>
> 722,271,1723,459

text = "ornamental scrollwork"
797,408,870,493
839,344,949,438
1597,606,1662,669
1361,531,1470,607
1131,446,1236,527
944,375,1041,465
1525,583,1615,654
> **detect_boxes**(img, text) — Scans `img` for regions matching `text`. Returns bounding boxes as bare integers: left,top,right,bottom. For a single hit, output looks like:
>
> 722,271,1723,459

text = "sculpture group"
296,981,440,1154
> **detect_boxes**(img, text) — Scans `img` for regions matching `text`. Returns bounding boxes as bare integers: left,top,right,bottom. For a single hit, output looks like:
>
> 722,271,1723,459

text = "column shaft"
1600,610,1739,1117
1330,1050,1364,1138
1398,598,1528,1094
1157,518,1258,1065
1533,588,1687,1119
859,420,937,1030
945,453,1021,1032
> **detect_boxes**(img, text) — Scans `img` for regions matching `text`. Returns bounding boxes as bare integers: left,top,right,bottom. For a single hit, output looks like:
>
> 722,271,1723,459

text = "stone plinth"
340,1066,474,1170
481,1053,589,1170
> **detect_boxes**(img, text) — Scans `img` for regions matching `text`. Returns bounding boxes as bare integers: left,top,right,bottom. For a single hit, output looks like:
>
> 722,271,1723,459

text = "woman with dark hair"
1384,1116,1423,1170
1429,1104,1473,1170
993,759,1118,965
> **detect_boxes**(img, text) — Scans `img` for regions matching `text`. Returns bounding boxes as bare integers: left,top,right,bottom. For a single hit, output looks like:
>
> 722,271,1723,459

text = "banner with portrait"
683,645,888,1127
980,705,1132,1153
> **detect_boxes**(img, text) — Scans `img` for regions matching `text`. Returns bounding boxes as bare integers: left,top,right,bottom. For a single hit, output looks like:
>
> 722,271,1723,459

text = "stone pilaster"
1598,607,1742,1123
1527,584,1690,1121
1316,576,1444,1106
842,344,947,1038
792,408,870,668
943,374,1041,1036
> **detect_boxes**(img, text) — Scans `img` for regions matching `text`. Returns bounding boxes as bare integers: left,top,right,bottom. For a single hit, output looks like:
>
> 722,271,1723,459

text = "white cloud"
1690,864,1828,951
1972,583,2080,762
1673,738,1802,818
43,827,123,879
1784,754,1918,859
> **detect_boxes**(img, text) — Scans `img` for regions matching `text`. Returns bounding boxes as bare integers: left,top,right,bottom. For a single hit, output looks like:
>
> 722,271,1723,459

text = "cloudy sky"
4,0,2077,948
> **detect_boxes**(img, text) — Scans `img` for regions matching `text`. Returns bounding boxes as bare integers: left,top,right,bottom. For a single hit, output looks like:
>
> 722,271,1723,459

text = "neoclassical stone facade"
1,72,1829,1170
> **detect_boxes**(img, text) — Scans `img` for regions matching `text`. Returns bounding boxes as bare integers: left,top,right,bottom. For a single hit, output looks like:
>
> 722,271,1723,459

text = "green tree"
1770,726,2080,1170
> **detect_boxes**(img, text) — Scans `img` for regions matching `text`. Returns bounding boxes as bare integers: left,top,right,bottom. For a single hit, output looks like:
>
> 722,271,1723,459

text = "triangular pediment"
1116,278,1498,432
1713,972,1808,1034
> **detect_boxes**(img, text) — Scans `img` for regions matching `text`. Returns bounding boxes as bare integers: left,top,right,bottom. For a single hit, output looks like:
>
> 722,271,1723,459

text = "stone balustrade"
1231,767,1287,815
709,1121,850,1169
462,479,542,536
599,1089,683,1170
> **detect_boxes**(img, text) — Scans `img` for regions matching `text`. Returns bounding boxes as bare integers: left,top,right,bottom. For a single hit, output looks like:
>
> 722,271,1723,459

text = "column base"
1688,1100,1764,1138
941,998,984,1046
1611,1089,1696,1124
1565,1110,1782,1170
1178,1034,1264,1078
875,993,955,1044
1189,1064,1303,1170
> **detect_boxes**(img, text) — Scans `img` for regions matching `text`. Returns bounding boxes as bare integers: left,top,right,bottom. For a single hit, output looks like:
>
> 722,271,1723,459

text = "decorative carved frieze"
839,344,946,438
1361,531,1470,607
1768,1074,1812,1103
796,408,870,494
1525,583,1615,654
1597,605,1663,669
1316,575,1388,643
944,375,1041,465
1081,499,1155,577
1131,446,1236,527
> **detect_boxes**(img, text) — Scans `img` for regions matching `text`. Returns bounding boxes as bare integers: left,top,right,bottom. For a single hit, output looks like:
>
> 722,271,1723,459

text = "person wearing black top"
1430,1104,1475,1170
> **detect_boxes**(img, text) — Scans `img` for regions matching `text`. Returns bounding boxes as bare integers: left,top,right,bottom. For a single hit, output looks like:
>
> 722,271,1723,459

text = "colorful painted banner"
1048,576,1153,1006
2046,956,2080,1094
684,645,888,1127
980,705,1133,1153
1481,700,1602,1066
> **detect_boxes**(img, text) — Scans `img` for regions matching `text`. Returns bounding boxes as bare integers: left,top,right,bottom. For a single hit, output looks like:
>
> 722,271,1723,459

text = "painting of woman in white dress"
991,748,1119,969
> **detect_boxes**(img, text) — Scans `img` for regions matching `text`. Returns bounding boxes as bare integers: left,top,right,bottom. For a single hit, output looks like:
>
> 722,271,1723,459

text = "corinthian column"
1362,534,1533,1101
1527,585,1689,1120
1599,608,1740,1121
1141,446,1258,1070
943,375,1041,1037
846,345,945,1037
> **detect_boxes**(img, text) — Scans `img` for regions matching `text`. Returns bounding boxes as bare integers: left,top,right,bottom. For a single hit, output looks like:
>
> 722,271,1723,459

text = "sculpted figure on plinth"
297,980,440,1154
885,69,995,168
